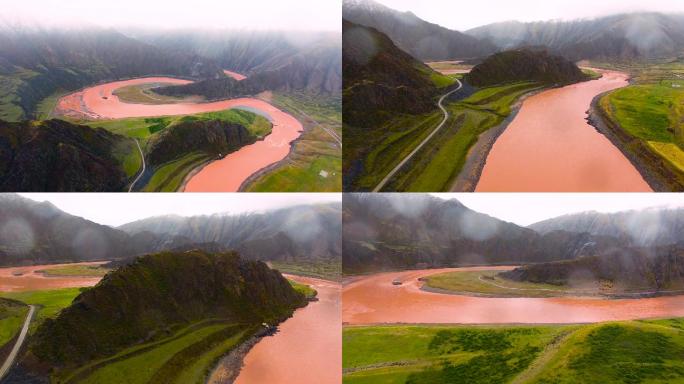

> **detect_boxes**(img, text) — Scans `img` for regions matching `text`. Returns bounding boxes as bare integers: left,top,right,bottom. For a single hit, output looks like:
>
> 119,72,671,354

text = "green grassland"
0,288,82,332
112,83,195,105
344,319,684,384
383,82,540,191
142,151,210,192
270,260,341,281
37,265,109,277
62,321,254,384
0,299,28,349
244,92,342,192
423,270,580,298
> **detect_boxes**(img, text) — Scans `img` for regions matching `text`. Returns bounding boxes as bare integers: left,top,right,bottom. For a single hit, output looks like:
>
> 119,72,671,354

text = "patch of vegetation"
112,83,193,105
0,298,28,348
424,270,575,298
142,152,210,192
0,288,82,332
244,91,342,192
37,264,109,277
289,280,317,300
270,260,341,281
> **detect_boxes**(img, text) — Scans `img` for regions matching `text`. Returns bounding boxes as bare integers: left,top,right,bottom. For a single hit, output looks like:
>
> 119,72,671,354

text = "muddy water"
476,70,652,192
343,268,684,324
223,70,247,81
232,275,341,384
54,77,303,192
0,262,105,292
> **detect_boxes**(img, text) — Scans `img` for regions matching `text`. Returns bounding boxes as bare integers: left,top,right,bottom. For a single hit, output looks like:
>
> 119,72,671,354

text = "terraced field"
344,319,684,384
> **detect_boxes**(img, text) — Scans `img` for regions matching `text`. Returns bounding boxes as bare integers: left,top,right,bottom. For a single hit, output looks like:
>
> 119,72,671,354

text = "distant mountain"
0,119,131,192
119,203,342,263
30,250,305,366
343,0,496,60
466,13,684,61
466,48,588,87
343,194,621,273
500,246,684,294
342,19,439,128
529,208,684,247
0,26,224,120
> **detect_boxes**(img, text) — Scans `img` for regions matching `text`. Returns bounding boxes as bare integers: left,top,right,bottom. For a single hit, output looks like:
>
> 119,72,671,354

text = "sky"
18,193,341,227
0,0,341,31
432,193,684,226
375,0,684,31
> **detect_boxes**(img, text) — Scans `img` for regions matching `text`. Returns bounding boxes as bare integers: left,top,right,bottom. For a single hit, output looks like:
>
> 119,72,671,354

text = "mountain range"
343,194,684,274
0,194,341,266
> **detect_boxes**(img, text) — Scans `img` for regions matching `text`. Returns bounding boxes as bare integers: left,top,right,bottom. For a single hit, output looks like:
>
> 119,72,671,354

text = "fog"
17,193,341,227
0,0,341,31
432,193,684,226
374,0,684,31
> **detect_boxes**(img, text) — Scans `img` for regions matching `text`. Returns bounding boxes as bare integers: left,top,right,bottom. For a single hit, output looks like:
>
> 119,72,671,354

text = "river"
219,275,341,384
343,268,684,324
475,70,652,192
53,75,302,192
0,262,105,292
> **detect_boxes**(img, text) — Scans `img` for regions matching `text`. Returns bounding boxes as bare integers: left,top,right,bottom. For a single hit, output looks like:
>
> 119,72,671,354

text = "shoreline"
587,92,683,191
206,325,277,384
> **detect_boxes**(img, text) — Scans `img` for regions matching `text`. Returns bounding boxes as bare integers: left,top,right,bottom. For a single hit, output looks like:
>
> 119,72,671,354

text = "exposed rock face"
500,246,684,292
0,119,128,192
30,250,306,366
343,0,496,60
466,49,588,87
342,194,621,273
146,119,256,168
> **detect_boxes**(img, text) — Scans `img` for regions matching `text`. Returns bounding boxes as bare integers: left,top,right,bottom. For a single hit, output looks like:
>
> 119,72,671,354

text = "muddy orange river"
233,275,341,384
476,70,652,192
343,268,684,324
54,76,302,192
0,262,105,292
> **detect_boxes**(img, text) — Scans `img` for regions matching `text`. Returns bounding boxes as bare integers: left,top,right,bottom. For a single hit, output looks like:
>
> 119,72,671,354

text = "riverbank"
588,92,684,191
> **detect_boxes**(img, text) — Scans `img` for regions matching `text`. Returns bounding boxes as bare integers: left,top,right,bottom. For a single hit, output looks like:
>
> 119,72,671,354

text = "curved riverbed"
476,70,652,192
220,276,341,384
0,262,105,292
54,75,302,192
343,268,684,324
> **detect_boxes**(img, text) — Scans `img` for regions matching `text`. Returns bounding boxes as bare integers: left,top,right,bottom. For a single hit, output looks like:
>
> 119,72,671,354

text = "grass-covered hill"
0,119,132,192
500,245,684,294
342,19,443,128
466,49,589,87
29,250,306,367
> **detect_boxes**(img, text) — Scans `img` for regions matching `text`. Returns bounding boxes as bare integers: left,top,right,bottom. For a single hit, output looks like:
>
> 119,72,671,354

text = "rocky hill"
342,194,621,273
500,246,684,293
466,13,684,61
343,0,496,60
30,250,306,366
466,49,588,87
0,119,130,192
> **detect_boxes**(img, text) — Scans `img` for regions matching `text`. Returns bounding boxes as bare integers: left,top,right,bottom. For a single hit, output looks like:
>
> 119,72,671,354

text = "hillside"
529,208,684,247
342,194,621,273
0,26,223,120
500,246,684,293
466,49,588,87
29,250,306,366
119,202,342,263
343,19,439,128
0,119,131,192
466,13,684,61
343,0,496,60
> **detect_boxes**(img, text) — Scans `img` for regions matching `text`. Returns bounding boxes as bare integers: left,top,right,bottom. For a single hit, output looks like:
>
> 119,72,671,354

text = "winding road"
127,139,145,192
0,305,35,381
373,79,462,192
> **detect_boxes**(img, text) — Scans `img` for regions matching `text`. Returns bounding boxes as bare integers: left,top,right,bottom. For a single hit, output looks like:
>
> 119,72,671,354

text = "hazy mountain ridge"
343,194,622,273
343,0,496,60
466,12,684,60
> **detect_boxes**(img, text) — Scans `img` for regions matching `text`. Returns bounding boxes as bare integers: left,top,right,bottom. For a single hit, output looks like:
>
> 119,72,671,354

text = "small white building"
319,170,329,178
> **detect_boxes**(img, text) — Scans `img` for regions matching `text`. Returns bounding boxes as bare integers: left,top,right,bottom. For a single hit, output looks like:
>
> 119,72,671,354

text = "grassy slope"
244,92,342,192
344,320,684,384
142,151,210,192
289,280,317,300
383,82,540,191
0,288,82,332
0,300,28,348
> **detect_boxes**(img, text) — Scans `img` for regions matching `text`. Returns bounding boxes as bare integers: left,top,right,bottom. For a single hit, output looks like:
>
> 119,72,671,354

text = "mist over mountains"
0,194,341,266
343,194,684,273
